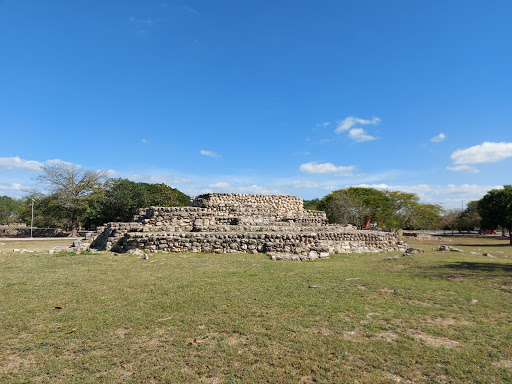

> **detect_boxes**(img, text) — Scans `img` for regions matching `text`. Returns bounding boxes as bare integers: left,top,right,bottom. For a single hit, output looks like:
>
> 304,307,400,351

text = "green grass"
1,237,512,383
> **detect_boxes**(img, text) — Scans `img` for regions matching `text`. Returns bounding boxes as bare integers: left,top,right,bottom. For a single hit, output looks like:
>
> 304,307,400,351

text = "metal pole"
30,199,34,238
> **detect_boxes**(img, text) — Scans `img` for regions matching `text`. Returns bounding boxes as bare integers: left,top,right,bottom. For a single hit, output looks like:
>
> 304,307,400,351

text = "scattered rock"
438,245,463,252
483,253,496,258
12,249,20,253
127,248,145,257
384,256,399,260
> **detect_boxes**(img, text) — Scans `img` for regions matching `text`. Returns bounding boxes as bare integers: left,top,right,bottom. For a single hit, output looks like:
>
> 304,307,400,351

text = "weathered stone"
82,193,407,259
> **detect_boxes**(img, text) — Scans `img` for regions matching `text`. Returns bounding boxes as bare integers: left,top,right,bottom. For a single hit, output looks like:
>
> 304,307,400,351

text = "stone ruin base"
77,193,407,260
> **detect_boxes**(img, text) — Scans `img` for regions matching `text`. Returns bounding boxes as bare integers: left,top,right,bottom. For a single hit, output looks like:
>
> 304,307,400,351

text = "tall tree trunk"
509,228,512,245
70,210,78,237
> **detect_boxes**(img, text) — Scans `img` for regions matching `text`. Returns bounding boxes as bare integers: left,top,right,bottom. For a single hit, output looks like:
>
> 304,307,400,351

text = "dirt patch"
1,354,34,373
311,327,333,336
114,327,131,338
378,332,399,342
446,274,465,281
493,360,512,369
383,371,413,383
425,317,472,327
226,336,248,345
410,331,460,348
379,288,395,294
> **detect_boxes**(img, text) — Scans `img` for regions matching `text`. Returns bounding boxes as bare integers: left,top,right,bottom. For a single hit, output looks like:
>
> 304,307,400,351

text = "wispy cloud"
348,128,375,142
299,162,356,176
335,116,380,134
447,165,479,173
141,138,148,144
128,17,158,26
451,142,512,164
0,156,42,171
333,183,501,209
294,151,311,156
431,133,446,143
208,182,231,189
200,150,221,158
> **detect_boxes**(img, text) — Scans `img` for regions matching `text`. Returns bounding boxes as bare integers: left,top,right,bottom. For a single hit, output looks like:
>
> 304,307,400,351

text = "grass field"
1,237,511,383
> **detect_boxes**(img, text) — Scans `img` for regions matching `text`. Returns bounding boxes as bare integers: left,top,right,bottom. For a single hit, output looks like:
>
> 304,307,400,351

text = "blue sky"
1,0,511,209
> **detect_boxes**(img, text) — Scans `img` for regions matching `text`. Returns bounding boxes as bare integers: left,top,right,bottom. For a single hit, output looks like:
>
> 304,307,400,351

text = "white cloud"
0,156,43,171
335,116,380,134
352,183,501,209
237,185,281,195
128,17,157,26
299,162,356,176
208,182,231,189
294,152,311,156
447,165,479,173
141,138,148,144
348,128,375,142
200,150,221,158
431,133,446,143
451,142,512,164
44,159,78,167
0,183,25,198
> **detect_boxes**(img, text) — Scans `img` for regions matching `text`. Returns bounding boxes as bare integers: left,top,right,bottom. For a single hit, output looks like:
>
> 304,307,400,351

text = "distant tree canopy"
0,195,23,224
478,185,512,244
83,178,190,228
317,187,443,230
36,162,108,236
18,175,190,232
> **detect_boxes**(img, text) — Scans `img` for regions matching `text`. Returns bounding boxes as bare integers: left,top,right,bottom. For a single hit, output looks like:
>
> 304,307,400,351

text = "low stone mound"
78,193,406,259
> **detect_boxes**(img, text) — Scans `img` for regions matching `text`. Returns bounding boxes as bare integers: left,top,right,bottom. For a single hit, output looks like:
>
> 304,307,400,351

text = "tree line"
0,162,190,235
1,162,511,243
304,185,512,243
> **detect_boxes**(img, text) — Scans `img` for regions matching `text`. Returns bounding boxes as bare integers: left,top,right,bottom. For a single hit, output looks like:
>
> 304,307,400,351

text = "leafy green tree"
82,179,190,228
456,201,481,231
319,187,390,227
18,193,71,229
36,162,107,236
478,185,512,244
0,196,23,224
318,187,443,231
303,198,320,210
322,191,370,228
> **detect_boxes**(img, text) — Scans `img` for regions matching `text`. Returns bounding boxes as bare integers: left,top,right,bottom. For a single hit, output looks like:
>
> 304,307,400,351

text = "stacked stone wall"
191,193,304,212
80,193,406,258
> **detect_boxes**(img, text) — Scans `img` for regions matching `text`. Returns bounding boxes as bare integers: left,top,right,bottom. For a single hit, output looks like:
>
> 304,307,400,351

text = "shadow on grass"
424,262,512,280
450,243,512,248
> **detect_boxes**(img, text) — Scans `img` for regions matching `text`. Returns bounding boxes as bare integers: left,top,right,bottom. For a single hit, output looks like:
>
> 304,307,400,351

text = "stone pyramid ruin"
79,193,406,260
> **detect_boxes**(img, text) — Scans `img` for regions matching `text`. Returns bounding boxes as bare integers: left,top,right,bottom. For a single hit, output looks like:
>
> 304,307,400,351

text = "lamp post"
30,198,34,238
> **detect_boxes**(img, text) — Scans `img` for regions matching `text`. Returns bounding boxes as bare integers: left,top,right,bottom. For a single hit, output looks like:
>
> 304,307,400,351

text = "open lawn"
1,237,511,383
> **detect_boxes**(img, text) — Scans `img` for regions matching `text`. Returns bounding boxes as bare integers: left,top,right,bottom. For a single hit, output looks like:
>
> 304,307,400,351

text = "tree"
318,187,443,231
82,179,190,228
456,201,481,231
0,196,22,224
322,191,370,228
36,162,107,236
478,185,512,244
319,187,389,227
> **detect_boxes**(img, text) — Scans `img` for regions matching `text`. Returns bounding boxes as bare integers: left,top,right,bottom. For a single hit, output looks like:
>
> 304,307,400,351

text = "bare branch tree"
36,162,107,236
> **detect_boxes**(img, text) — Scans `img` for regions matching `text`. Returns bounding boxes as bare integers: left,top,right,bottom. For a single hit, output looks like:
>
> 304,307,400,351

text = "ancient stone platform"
80,193,406,260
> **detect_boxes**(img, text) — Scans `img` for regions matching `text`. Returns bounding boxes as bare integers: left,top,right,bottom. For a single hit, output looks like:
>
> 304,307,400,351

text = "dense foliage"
478,185,512,244
83,178,190,228
0,195,22,224
3,178,189,231
317,187,443,231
